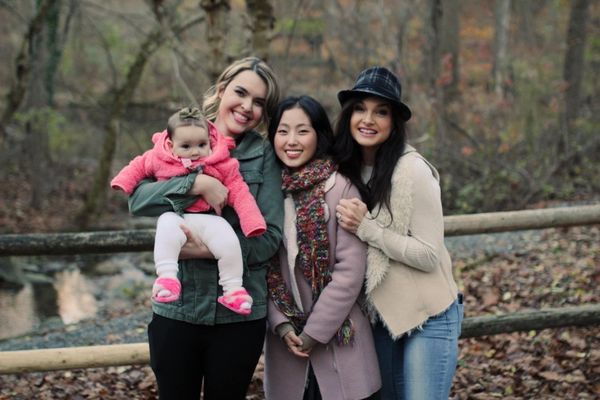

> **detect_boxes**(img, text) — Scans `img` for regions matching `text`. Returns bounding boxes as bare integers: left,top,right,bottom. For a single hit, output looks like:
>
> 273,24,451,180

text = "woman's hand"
190,174,229,215
283,331,310,358
298,332,317,354
178,224,215,260
335,198,368,234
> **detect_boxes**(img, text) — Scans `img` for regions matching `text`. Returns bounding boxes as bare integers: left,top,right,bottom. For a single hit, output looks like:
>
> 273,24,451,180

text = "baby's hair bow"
179,107,203,120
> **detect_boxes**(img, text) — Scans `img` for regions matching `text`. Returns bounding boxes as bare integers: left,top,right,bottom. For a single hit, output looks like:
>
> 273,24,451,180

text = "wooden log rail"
0,204,598,374
0,204,599,256
1,304,599,374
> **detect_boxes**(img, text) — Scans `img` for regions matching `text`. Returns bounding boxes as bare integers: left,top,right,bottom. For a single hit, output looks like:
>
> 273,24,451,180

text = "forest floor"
0,169,599,399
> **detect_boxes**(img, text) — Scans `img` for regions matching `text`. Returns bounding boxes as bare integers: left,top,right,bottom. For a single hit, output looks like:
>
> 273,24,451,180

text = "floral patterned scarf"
267,158,354,345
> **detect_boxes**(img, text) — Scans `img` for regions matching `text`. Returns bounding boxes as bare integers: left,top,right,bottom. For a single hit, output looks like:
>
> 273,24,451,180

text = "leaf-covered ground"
1,225,597,399
452,225,600,399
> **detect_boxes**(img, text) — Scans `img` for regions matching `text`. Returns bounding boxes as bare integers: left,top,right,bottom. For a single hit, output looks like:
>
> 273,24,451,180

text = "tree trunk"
200,0,231,81
245,0,274,62
423,0,447,158
76,4,204,228
43,0,68,107
25,16,49,209
515,0,534,47
0,0,57,149
560,0,590,153
390,2,414,85
27,0,67,209
439,0,460,103
76,25,166,228
492,0,511,97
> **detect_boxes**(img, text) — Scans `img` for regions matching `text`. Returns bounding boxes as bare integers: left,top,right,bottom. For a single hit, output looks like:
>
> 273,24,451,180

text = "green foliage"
11,107,107,160
275,17,324,36
445,161,525,215
104,25,136,76
14,107,67,149
60,21,135,90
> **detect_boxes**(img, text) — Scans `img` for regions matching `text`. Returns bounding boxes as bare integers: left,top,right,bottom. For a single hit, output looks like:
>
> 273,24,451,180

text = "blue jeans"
372,295,464,400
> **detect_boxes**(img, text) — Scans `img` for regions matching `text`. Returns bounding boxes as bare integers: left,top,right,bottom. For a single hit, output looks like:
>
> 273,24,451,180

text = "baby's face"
170,125,211,160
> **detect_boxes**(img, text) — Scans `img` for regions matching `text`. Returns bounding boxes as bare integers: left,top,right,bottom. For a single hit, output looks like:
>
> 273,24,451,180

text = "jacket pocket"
240,169,264,198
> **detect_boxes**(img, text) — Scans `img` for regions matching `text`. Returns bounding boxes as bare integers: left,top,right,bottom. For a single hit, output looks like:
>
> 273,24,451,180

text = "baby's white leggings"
154,211,243,293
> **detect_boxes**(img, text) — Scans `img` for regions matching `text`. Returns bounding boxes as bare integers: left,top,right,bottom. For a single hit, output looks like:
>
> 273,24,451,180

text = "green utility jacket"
129,130,284,324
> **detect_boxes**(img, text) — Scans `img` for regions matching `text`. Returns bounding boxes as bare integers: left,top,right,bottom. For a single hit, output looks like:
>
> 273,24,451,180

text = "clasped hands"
335,198,368,234
283,331,312,358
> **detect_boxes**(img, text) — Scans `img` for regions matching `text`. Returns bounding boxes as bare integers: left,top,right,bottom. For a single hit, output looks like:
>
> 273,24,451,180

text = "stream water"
0,253,154,341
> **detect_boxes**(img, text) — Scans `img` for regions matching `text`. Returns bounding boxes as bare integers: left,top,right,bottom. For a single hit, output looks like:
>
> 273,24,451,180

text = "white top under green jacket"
357,145,459,339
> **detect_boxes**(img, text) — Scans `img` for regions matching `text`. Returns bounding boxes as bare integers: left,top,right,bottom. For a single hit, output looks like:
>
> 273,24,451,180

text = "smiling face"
168,125,211,160
349,96,393,165
214,70,268,138
273,107,318,169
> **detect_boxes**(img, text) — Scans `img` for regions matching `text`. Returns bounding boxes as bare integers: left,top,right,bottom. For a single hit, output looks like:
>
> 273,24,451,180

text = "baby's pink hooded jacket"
110,122,266,237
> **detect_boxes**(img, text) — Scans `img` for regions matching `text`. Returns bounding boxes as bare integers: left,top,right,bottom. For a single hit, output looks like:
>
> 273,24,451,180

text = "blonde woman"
129,57,283,400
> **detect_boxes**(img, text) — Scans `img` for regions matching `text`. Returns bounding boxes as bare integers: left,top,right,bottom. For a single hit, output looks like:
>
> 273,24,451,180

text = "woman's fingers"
180,224,201,244
289,346,310,358
284,331,302,346
283,332,310,358
335,198,367,233
193,174,228,215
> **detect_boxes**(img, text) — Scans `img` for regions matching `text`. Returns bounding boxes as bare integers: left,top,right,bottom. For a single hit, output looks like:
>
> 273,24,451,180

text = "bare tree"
561,0,590,153
246,0,274,61
423,0,447,157
76,2,204,228
0,0,57,149
439,0,460,103
24,0,62,208
492,0,511,97
389,1,415,84
514,0,534,47
422,0,440,90
200,0,230,81
1,0,73,208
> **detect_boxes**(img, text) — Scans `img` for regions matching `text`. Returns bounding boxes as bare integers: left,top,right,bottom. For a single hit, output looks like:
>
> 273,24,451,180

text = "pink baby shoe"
152,277,181,303
218,288,253,315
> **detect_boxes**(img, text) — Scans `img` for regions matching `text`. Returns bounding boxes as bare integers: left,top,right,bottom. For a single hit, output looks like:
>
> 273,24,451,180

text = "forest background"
0,1,599,399
0,0,598,233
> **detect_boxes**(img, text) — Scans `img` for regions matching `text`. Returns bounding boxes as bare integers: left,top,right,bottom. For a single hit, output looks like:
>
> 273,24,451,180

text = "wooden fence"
0,204,599,374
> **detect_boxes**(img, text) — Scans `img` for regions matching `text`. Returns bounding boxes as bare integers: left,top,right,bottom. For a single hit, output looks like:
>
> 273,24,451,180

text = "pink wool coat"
110,122,266,237
264,172,381,400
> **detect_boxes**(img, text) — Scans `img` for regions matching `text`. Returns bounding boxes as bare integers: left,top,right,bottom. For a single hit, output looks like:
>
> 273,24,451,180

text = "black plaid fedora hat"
337,67,412,121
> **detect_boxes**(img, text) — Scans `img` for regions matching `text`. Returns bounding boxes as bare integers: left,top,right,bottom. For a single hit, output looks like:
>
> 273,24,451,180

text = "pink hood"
150,121,236,170
111,121,266,237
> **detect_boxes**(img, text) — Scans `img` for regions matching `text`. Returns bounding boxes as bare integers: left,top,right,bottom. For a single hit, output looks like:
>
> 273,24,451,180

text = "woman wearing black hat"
333,67,463,400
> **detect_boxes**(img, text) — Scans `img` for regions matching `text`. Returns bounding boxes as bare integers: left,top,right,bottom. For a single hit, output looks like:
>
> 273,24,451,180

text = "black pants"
148,313,266,400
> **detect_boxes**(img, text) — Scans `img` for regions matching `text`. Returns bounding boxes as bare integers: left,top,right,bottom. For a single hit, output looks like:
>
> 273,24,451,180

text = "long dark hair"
332,95,407,214
268,95,334,163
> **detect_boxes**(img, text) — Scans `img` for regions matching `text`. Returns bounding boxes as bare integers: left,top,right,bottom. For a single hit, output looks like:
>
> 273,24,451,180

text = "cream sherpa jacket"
357,145,459,339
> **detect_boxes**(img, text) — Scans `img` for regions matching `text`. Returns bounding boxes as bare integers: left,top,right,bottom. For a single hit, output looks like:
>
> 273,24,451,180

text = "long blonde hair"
202,57,280,133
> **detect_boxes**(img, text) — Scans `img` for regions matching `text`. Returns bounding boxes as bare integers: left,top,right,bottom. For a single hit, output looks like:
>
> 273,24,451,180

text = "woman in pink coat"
111,107,265,314
264,96,381,400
